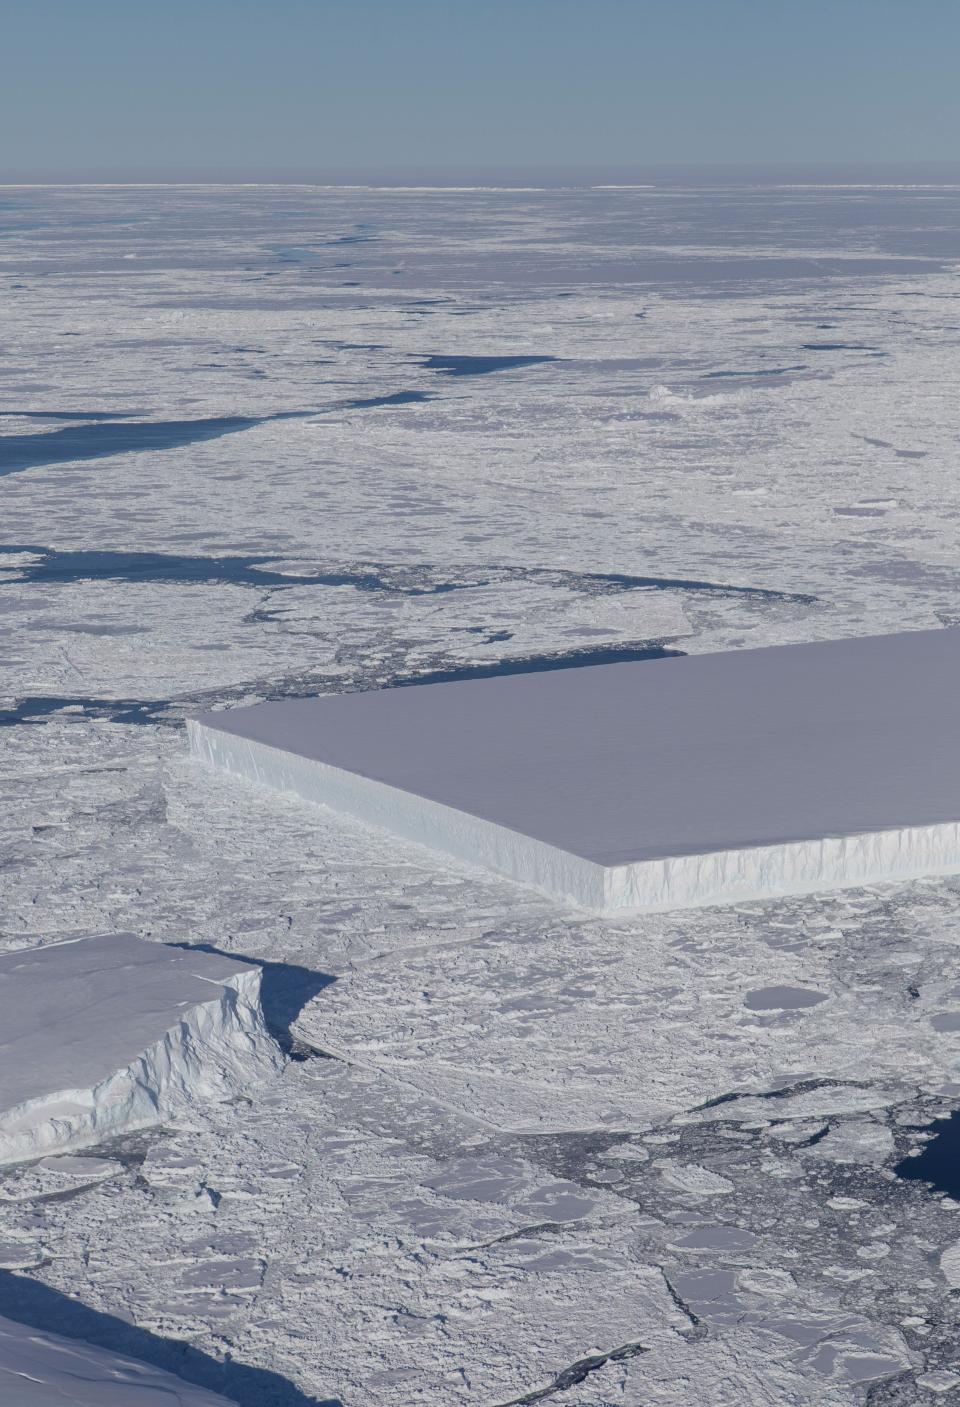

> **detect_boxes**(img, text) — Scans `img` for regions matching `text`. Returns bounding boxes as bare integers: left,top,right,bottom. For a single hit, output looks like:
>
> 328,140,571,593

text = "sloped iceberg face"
188,628,960,913
0,935,282,1167
0,1312,237,1405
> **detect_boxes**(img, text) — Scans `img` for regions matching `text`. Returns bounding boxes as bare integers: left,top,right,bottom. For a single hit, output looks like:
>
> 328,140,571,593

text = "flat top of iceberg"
193,628,960,867
0,934,252,1113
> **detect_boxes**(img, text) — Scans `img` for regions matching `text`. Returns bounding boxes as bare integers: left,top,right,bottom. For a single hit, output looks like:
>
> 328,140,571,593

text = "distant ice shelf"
188,628,960,913
0,934,281,1167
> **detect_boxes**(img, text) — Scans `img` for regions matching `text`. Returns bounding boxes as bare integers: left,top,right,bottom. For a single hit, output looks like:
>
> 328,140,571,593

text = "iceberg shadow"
169,944,336,1055
0,1272,342,1407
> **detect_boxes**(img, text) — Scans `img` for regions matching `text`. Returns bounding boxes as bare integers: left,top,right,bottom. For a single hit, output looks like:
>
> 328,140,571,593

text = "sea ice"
0,934,281,1167
190,627,960,913
7,180,960,1404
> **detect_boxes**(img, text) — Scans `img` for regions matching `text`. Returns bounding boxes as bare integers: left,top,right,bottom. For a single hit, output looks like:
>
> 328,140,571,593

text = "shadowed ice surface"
389,642,681,686
418,354,557,376
0,1274,341,1407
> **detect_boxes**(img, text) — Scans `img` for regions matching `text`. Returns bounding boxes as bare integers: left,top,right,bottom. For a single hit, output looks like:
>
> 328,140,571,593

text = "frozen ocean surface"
5,177,960,1403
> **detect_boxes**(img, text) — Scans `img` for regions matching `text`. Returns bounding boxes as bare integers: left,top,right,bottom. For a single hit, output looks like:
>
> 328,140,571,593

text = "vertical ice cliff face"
0,935,282,1168
602,820,960,912
0,1311,238,1404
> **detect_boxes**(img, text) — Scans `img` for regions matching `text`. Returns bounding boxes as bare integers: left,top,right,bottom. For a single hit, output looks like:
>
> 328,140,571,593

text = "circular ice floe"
744,985,828,1011
929,1012,960,1032
670,1225,757,1251
37,1155,121,1177
0,1155,123,1202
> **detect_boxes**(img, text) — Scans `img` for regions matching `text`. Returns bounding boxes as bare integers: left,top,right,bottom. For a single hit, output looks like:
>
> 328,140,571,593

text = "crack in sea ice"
0,546,815,605
659,1272,709,1341
489,1338,649,1406
0,546,460,593
691,1077,877,1113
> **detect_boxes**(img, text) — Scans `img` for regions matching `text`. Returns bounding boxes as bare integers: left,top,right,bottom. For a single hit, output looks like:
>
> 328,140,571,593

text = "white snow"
0,935,281,1167
0,1312,235,1405
191,627,960,913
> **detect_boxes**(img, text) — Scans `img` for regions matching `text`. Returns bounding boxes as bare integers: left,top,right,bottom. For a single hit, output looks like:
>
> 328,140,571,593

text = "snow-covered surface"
0,1311,236,1406
0,934,281,1166
191,628,960,910
5,181,960,1403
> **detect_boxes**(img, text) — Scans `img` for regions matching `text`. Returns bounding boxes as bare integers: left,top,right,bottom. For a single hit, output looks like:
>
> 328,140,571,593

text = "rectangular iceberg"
188,628,960,913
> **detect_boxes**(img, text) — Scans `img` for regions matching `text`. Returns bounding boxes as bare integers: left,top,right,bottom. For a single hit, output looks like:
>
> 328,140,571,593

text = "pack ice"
0,934,281,1167
189,627,960,912
0,1312,236,1406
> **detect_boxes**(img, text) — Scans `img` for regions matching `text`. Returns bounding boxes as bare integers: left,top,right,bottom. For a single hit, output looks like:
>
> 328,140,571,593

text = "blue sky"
2,0,959,179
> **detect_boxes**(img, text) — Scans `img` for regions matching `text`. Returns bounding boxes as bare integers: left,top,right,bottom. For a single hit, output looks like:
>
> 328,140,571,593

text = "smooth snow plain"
5,180,960,1404
191,627,960,912
0,934,281,1167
